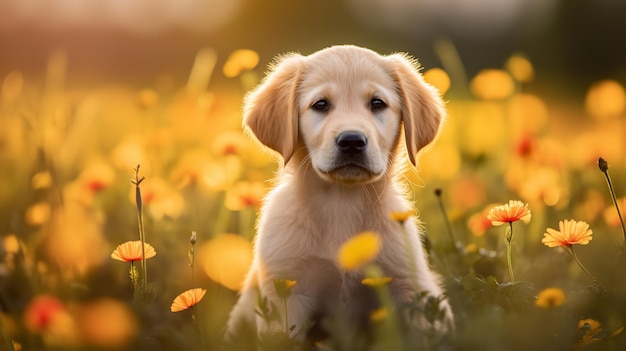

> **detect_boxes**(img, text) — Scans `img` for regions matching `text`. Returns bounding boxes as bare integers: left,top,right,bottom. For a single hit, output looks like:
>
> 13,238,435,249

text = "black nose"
336,132,367,154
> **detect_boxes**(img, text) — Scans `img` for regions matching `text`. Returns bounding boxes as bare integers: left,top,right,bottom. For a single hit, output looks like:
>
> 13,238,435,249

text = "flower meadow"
1,47,626,351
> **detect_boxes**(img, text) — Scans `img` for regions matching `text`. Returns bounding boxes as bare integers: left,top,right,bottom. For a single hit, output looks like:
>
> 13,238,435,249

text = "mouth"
318,162,378,185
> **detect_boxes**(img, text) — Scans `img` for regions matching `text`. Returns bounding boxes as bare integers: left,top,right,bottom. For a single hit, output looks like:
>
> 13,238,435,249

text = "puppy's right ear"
243,54,304,164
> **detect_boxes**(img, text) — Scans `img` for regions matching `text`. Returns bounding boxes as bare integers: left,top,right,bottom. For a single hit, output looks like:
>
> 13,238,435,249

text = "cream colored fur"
226,45,453,341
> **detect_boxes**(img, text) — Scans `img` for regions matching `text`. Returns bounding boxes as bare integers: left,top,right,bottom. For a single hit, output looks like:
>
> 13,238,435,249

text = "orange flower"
535,288,566,308
487,200,531,226
171,288,207,312
542,220,593,248
111,241,156,262
468,205,498,236
224,181,266,211
78,161,116,193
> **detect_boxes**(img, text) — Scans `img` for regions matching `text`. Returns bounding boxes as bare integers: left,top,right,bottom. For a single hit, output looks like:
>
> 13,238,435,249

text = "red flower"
23,295,65,334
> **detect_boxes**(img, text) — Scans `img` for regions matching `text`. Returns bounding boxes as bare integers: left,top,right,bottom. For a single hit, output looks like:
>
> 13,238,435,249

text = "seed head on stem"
598,157,626,242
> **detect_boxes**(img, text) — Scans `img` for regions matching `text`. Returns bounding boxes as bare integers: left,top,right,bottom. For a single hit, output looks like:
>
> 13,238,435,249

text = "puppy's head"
243,45,445,185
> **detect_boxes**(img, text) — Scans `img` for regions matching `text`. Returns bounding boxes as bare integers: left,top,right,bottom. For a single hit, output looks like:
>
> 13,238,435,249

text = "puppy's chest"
307,207,388,248
260,185,405,261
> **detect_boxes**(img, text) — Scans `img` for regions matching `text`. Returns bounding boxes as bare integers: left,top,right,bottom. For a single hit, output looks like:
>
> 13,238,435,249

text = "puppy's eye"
311,99,330,112
370,98,387,111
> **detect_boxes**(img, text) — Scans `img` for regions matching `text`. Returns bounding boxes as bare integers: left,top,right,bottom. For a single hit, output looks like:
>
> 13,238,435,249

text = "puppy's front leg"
257,279,316,341
257,257,343,341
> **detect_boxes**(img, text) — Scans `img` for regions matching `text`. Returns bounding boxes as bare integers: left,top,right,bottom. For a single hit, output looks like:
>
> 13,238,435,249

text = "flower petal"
337,231,382,271
170,288,206,312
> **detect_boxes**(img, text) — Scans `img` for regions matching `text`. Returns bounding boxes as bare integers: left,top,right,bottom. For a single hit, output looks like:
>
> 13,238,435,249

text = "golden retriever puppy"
226,45,453,342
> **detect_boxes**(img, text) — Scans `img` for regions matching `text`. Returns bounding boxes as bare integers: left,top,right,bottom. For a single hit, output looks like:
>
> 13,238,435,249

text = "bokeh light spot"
200,233,253,291
470,69,515,100
223,49,260,78
77,298,138,349
585,79,626,119
506,54,534,83
423,68,451,95
25,202,52,226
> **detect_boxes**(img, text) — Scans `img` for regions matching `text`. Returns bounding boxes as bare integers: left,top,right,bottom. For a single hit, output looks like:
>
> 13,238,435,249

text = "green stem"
283,297,289,335
568,246,596,282
137,210,147,287
600,164,626,242
213,192,231,236
435,189,456,245
133,165,148,288
188,235,205,351
506,222,516,283
190,247,195,288
434,39,470,98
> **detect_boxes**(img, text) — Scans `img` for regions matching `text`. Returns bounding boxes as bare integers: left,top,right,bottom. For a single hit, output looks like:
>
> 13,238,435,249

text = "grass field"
1,47,625,350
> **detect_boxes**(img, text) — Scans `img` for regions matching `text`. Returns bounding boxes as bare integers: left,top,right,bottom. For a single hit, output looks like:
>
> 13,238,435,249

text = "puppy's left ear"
243,54,304,165
386,54,445,166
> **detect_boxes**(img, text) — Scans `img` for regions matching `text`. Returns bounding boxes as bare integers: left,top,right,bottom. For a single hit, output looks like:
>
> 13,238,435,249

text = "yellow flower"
111,241,156,262
535,288,565,308
487,200,531,226
170,288,207,312
337,231,382,271
389,210,415,224
273,278,297,299
542,220,593,248
361,277,392,287
575,319,603,349
370,307,388,322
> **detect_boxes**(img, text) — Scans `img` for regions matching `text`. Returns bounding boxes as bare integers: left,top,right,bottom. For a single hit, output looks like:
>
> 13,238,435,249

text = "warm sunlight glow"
199,233,253,291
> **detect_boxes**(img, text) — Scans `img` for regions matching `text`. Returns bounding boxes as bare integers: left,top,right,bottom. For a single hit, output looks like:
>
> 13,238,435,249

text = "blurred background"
1,1,626,350
1,0,626,94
